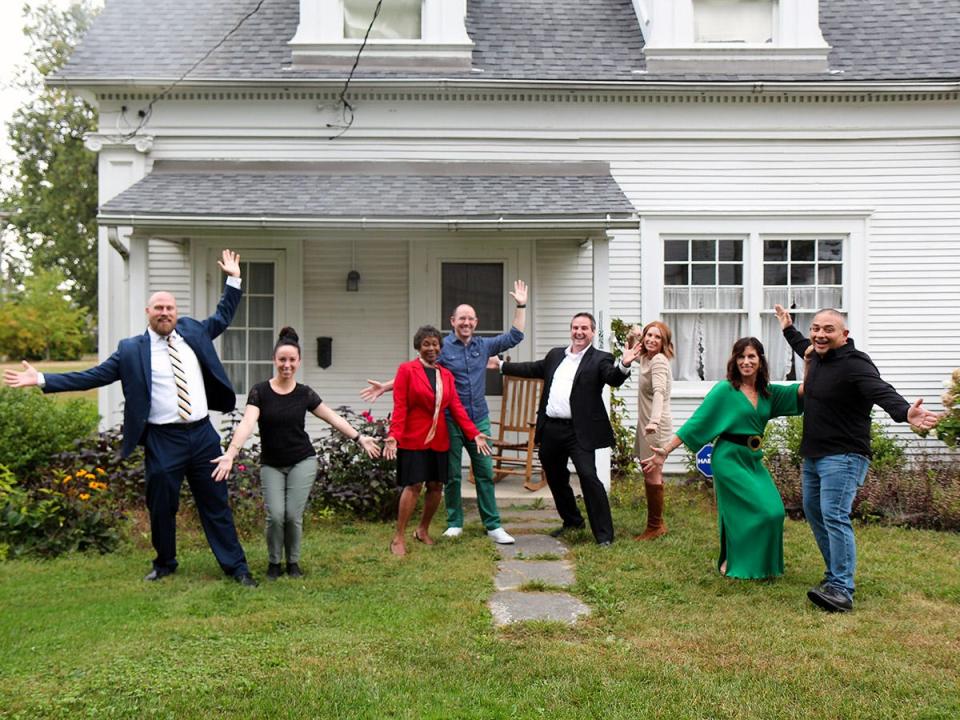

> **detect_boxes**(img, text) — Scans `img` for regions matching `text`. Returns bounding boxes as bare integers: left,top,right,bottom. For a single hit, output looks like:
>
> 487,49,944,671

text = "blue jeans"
802,454,870,600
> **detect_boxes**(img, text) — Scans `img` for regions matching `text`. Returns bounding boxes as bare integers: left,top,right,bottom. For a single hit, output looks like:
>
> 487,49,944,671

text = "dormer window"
636,0,829,73
344,0,421,40
693,0,775,44
290,0,473,69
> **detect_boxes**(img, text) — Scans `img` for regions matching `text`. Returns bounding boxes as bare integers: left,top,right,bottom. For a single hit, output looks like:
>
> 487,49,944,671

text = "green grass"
1,485,958,719
1,356,99,403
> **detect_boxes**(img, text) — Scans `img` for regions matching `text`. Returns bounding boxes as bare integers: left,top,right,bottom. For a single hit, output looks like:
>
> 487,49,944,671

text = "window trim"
641,213,868,397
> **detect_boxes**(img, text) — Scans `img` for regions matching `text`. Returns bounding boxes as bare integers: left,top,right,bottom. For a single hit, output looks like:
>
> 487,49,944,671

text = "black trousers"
143,421,249,576
538,418,614,544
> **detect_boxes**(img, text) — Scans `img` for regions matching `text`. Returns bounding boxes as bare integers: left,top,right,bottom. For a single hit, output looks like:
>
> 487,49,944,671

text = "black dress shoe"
234,573,258,587
144,568,174,581
286,562,304,578
266,563,283,580
598,541,613,548
549,523,586,538
807,585,853,612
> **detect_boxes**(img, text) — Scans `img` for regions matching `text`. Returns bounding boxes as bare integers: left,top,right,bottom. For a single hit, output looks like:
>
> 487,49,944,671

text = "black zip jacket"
783,325,910,459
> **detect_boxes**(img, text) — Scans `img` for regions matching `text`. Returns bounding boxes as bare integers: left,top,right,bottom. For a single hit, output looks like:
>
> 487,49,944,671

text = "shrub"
312,407,399,521
47,426,145,512
0,462,122,559
0,387,99,480
608,318,638,479
0,268,92,360
929,367,960,448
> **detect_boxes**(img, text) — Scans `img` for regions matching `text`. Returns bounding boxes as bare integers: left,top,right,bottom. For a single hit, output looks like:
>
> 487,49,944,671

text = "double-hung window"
642,216,866,388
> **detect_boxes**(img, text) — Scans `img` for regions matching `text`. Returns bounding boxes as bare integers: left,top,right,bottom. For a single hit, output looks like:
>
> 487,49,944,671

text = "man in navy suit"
4,249,255,586
501,312,641,545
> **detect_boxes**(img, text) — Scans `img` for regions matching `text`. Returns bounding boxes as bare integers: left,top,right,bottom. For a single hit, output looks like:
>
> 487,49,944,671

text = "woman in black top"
213,328,380,579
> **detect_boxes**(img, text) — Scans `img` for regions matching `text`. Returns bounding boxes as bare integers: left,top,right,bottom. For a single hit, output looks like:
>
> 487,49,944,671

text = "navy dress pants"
144,421,249,576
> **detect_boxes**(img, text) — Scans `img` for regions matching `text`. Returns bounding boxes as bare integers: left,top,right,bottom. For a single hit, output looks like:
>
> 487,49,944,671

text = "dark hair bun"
278,326,299,343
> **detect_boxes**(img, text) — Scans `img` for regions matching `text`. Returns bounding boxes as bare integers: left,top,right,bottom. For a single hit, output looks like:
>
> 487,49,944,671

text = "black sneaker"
286,562,304,578
235,573,258,588
266,563,283,580
807,585,853,612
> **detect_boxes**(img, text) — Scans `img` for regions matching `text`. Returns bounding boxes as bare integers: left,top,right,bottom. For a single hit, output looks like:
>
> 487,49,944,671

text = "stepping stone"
494,560,575,590
489,590,591,626
497,534,568,559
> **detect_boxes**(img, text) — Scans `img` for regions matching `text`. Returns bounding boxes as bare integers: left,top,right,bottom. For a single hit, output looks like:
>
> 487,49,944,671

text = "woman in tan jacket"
627,321,675,540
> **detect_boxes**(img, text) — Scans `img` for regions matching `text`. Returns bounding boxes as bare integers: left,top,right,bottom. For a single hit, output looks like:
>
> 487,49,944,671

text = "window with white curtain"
344,0,421,40
647,226,853,385
222,261,276,396
693,0,777,43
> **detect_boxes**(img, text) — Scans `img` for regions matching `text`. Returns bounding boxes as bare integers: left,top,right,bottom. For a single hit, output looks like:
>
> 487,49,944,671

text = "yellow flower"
63,475,72,483
96,467,106,475
79,493,91,501
88,481,107,491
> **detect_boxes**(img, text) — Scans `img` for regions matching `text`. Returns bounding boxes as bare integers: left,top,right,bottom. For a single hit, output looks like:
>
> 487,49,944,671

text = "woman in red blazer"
384,325,490,556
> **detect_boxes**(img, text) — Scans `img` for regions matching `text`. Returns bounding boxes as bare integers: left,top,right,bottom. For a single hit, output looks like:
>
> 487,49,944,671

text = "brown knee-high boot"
635,482,667,540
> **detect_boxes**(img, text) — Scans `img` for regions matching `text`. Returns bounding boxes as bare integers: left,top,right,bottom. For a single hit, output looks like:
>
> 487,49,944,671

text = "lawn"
0,356,99,403
0,484,957,719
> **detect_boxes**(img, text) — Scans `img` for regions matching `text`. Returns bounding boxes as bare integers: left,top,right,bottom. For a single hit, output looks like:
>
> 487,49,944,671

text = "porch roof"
98,161,637,231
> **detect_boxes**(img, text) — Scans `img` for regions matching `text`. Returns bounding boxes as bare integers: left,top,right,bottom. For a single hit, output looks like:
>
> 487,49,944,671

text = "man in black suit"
502,312,641,545
4,250,256,586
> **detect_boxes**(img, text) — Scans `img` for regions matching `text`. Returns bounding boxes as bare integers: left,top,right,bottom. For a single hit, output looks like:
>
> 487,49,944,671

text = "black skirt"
396,448,448,487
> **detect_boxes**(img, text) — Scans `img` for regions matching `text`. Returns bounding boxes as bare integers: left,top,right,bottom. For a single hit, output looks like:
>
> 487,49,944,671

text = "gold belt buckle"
747,435,763,451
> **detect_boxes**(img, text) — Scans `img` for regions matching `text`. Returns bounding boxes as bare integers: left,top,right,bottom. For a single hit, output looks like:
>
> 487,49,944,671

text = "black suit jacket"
503,345,629,451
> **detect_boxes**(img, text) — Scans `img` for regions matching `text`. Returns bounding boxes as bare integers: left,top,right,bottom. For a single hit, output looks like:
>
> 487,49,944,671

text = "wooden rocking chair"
479,374,547,492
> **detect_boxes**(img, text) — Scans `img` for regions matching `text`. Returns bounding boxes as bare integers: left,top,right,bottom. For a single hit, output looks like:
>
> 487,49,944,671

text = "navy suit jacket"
43,283,242,457
502,345,629,451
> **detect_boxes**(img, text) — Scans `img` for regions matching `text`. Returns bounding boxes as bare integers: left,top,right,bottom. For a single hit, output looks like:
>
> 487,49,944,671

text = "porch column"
592,234,612,493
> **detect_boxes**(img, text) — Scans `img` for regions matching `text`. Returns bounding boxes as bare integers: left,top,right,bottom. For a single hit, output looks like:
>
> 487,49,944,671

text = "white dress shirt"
545,345,590,419
147,328,209,424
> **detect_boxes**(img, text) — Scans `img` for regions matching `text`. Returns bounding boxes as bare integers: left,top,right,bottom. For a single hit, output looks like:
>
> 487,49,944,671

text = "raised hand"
774,304,793,330
218,249,241,278
509,280,528,306
621,340,643,367
3,361,40,388
360,379,388,402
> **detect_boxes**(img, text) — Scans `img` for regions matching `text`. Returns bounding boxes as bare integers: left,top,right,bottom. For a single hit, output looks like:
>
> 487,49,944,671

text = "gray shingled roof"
98,162,636,223
59,0,960,84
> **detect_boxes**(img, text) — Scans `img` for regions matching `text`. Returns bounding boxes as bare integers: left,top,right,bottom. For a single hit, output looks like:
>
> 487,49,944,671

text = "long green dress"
677,381,802,579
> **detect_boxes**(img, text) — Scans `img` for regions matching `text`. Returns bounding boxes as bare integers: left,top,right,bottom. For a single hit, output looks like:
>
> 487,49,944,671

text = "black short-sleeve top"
246,381,322,467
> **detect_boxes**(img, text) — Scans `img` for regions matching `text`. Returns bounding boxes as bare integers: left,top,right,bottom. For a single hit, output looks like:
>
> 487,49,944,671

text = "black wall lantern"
317,337,332,368
346,269,360,292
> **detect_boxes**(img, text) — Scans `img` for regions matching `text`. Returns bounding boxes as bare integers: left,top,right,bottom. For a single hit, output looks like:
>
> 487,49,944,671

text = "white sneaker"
442,527,463,538
487,527,515,544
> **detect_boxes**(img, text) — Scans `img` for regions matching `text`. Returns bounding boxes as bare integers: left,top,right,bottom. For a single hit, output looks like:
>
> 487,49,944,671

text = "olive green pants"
261,456,317,564
445,416,501,531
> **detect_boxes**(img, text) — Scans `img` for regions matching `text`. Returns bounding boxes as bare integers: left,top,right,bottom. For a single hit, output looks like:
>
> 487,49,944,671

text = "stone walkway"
484,505,591,626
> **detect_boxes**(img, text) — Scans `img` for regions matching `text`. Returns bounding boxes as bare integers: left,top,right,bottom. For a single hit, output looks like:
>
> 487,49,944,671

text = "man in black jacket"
501,312,641,545
775,305,939,612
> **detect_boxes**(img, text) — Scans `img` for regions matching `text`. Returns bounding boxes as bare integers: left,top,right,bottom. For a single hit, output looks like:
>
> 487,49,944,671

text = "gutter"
96,212,639,232
47,76,960,96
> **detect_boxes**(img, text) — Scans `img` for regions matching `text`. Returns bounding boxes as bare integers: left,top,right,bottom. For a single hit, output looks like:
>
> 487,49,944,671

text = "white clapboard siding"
148,238,191,316
300,237,409,437
534,238,594,356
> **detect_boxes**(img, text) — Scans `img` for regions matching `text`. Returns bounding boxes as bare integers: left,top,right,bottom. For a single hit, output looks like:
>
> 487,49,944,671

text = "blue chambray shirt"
439,326,524,423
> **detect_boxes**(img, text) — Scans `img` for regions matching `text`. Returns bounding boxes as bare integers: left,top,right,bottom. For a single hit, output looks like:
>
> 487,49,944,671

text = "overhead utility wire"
118,0,267,141
327,0,384,140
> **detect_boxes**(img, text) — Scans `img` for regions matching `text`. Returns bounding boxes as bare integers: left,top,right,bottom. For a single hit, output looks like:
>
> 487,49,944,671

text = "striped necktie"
165,335,193,421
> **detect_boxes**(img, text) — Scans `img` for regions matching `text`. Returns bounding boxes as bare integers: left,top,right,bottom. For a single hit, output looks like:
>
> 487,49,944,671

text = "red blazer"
389,359,479,451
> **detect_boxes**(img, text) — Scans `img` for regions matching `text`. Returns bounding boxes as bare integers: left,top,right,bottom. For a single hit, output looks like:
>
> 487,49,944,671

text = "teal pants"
445,416,501,530
261,456,317,564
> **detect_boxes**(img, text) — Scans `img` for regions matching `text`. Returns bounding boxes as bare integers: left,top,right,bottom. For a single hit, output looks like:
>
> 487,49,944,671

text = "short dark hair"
413,325,442,350
726,337,771,397
571,312,596,330
274,326,301,357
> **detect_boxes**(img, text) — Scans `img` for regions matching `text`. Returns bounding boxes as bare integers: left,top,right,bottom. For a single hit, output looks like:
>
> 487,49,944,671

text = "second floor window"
693,0,776,43
344,0,422,40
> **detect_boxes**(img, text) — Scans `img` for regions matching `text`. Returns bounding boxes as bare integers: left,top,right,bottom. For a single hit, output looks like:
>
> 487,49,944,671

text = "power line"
327,0,384,140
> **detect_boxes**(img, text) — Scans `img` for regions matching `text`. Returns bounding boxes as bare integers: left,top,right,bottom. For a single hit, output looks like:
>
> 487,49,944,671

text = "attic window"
693,0,775,44
344,0,422,40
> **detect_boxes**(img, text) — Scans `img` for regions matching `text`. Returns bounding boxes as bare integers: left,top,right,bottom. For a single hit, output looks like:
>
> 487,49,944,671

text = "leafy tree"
0,267,91,360
1,1,100,314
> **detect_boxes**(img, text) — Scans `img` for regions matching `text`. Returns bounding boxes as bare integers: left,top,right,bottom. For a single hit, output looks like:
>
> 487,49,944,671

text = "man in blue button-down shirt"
362,280,528,544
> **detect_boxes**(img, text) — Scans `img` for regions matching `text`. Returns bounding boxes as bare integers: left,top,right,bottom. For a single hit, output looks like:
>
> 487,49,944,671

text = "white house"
54,0,960,472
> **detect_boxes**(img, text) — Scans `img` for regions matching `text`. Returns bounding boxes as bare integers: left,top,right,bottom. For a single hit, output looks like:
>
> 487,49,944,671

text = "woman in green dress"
642,337,804,579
